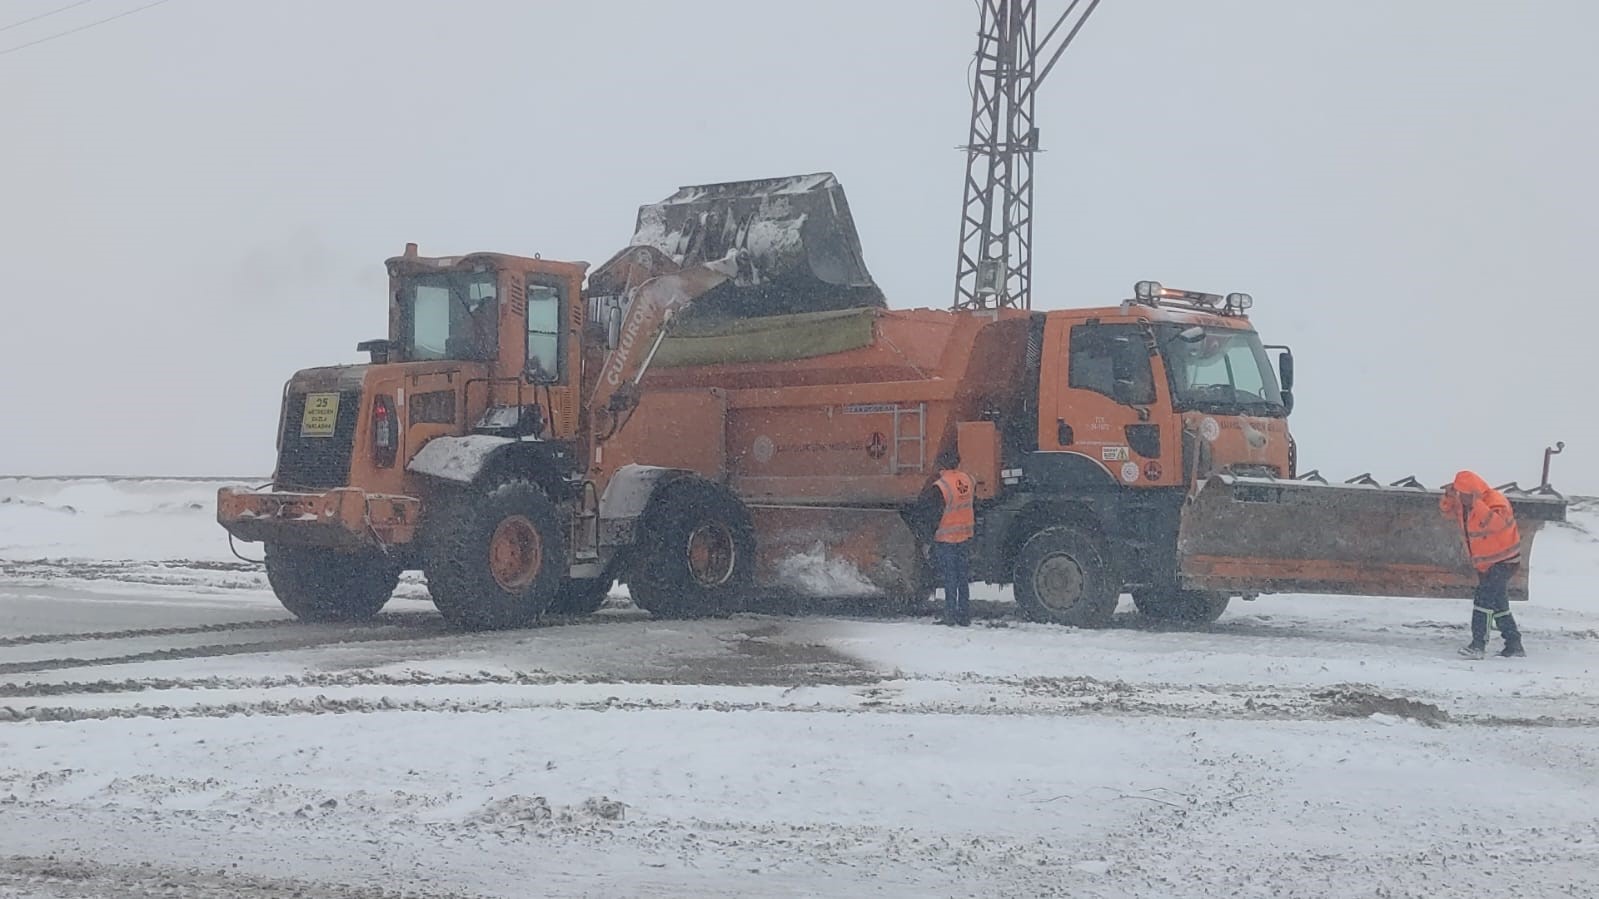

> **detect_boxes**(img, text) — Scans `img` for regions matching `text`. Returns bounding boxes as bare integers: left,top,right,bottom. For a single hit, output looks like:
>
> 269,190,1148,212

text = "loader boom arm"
587,251,740,443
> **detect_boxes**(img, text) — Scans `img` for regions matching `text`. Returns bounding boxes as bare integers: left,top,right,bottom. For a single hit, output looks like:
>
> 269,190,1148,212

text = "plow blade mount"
627,172,886,319
1177,476,1568,601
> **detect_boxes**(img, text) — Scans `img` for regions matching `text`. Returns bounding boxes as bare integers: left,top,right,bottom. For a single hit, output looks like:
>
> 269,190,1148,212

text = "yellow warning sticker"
300,392,340,438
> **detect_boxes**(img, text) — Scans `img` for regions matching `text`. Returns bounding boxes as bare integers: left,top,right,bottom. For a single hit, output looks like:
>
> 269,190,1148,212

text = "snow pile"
771,541,879,597
0,477,255,562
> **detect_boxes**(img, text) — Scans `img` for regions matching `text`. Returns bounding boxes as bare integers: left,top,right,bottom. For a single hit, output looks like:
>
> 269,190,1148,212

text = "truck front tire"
425,480,566,630
264,544,399,623
1012,526,1118,628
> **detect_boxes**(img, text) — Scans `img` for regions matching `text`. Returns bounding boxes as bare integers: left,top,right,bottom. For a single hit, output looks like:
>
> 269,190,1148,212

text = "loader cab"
379,245,589,442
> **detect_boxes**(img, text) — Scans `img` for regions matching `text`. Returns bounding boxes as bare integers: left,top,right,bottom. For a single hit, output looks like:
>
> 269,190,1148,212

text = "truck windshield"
399,271,499,362
1156,324,1284,414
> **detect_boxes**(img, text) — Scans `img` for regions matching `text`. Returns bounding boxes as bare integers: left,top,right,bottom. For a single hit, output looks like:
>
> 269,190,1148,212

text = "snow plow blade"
622,172,886,317
1177,475,1568,601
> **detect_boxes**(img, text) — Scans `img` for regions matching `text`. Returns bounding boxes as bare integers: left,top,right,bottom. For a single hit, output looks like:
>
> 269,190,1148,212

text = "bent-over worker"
1439,470,1526,659
910,448,975,626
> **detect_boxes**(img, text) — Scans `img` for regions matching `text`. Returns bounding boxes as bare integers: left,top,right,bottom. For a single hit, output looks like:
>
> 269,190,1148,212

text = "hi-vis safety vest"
934,470,976,543
1439,470,1521,573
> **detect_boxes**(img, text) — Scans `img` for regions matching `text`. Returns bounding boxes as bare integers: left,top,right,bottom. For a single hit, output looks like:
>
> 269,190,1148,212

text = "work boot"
1458,642,1486,660
1499,637,1526,658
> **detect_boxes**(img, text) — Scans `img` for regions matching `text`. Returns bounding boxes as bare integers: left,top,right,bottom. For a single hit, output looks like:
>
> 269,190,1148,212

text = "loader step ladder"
890,403,927,474
573,480,600,562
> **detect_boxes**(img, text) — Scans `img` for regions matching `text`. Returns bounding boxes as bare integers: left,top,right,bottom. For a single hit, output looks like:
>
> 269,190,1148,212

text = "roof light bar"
1131,281,1256,315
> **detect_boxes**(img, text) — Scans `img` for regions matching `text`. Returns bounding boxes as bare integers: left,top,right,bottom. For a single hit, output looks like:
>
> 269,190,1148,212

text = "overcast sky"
3,0,1596,492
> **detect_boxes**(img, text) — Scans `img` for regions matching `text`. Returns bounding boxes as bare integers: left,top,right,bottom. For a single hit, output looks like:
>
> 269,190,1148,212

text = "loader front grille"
275,390,361,490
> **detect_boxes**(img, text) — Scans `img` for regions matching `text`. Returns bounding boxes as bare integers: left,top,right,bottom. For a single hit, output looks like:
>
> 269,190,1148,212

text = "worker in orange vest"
919,448,975,626
1439,470,1525,659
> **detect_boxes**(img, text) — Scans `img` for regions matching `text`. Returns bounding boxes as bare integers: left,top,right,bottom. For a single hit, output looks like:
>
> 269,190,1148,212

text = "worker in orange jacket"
1439,470,1525,659
911,448,976,626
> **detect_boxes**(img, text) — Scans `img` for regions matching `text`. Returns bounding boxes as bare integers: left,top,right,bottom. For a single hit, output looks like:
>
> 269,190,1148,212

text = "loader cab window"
398,270,499,362
525,278,564,383
1158,325,1284,414
1069,324,1156,405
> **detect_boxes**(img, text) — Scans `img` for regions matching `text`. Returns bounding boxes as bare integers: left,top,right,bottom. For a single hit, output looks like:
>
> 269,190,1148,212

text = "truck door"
1043,321,1162,488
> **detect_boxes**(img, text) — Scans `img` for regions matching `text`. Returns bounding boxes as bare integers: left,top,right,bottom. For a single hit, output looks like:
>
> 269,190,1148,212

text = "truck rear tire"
1133,589,1230,625
1013,526,1117,628
425,480,566,630
628,480,755,618
264,544,399,623
549,578,612,616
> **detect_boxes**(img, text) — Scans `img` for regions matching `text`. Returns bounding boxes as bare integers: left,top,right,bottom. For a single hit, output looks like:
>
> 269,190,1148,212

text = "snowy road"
2,479,1598,897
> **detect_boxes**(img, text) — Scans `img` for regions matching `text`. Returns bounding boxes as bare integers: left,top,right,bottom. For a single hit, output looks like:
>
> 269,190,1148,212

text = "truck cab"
1031,281,1294,492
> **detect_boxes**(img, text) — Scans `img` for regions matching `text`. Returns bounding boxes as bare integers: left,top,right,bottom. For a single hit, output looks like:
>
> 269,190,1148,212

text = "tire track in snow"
0,854,486,899
3,682,1593,728
0,612,660,675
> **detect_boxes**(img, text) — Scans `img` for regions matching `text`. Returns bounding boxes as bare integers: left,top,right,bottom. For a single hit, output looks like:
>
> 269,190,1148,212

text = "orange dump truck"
219,173,1566,629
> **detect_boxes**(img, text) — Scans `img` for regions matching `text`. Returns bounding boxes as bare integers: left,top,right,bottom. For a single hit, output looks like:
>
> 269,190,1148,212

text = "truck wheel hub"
1034,554,1086,611
489,515,543,591
686,523,737,588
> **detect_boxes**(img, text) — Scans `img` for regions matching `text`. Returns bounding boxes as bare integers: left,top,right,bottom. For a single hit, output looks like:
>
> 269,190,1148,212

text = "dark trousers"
931,541,971,623
1471,561,1521,645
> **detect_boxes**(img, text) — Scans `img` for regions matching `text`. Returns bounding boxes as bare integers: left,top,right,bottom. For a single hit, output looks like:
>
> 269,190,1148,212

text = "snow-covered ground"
1,478,1597,898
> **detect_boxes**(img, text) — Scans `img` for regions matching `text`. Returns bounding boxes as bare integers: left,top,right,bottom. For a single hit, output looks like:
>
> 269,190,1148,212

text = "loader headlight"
1134,280,1162,302
1226,292,1254,312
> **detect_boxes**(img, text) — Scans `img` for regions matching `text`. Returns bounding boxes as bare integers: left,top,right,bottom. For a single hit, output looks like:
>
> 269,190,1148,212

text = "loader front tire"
264,544,399,623
1133,589,1230,625
1013,526,1117,628
628,480,755,618
424,480,566,630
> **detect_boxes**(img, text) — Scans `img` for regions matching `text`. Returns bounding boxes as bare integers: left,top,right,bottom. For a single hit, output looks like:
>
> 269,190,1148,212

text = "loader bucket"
1176,475,1568,601
627,172,886,318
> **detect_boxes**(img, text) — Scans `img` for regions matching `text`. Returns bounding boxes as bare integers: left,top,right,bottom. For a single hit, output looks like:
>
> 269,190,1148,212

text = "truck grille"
275,390,361,490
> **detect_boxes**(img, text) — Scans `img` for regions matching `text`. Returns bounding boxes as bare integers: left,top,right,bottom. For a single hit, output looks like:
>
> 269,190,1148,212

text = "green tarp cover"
655,307,877,368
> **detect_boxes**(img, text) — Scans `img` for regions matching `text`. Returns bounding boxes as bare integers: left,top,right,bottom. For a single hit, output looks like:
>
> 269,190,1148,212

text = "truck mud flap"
1176,475,1567,601
626,173,886,318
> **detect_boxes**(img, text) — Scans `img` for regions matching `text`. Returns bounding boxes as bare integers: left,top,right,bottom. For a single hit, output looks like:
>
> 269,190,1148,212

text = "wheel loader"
219,172,1566,628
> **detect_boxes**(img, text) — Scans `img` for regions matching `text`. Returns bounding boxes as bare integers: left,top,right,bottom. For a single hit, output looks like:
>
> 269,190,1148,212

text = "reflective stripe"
1473,605,1496,616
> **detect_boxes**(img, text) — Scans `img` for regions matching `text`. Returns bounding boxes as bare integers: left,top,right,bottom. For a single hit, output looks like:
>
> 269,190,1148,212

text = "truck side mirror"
1109,336,1144,407
1110,336,1136,382
1112,378,1137,405
1281,388,1295,416
1278,350,1295,391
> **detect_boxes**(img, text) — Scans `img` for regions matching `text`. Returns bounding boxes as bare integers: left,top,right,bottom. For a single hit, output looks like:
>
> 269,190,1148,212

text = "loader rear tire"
628,480,755,619
264,544,399,623
424,480,566,630
1133,589,1230,625
549,578,612,616
1013,526,1117,628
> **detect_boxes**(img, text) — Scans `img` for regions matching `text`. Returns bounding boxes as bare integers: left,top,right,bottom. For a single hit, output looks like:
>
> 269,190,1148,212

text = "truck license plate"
300,393,340,437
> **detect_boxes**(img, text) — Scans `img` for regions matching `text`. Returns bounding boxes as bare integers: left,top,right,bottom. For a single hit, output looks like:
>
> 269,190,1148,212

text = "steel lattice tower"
953,0,1102,310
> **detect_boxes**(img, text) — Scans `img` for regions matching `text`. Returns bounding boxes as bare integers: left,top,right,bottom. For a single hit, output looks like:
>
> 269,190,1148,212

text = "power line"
0,0,98,34
0,0,170,58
